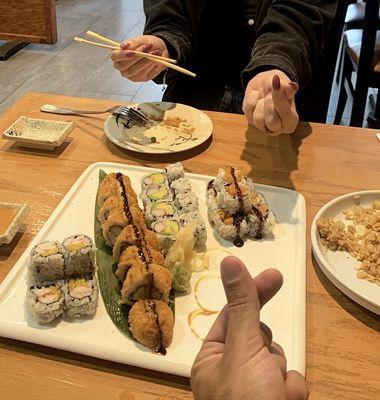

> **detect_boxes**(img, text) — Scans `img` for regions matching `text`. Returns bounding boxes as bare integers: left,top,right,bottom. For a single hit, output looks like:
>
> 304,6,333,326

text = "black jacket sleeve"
243,0,337,87
143,0,194,69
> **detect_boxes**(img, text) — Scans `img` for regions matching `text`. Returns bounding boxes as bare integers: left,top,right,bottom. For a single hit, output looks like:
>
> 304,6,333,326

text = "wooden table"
0,92,379,400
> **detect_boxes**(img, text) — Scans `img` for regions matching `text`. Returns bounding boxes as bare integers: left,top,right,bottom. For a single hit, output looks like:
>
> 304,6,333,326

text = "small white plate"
2,116,74,150
104,102,213,154
0,203,28,245
311,190,380,315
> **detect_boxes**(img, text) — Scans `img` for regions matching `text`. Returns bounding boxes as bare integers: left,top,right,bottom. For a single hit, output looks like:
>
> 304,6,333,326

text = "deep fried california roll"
115,245,164,281
120,263,172,305
129,299,174,354
112,225,159,261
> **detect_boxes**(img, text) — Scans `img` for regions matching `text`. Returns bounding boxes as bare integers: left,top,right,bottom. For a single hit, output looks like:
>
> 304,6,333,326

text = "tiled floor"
0,0,376,126
0,0,163,115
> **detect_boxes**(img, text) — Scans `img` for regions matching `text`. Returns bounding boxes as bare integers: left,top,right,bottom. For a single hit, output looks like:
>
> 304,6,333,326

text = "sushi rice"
29,240,65,283
64,277,98,319
27,280,65,324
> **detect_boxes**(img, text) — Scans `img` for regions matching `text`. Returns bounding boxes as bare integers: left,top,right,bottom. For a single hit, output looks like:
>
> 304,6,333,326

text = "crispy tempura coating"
120,263,172,305
129,300,174,351
115,245,165,280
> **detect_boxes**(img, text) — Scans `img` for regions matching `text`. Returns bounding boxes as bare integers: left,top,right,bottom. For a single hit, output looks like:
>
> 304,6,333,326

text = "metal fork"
40,104,149,126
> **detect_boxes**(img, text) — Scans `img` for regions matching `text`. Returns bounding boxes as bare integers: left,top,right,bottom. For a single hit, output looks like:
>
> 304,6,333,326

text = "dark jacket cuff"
241,55,298,88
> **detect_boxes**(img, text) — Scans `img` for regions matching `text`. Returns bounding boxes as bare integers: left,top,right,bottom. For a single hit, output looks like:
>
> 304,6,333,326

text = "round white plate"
104,102,213,154
311,190,380,315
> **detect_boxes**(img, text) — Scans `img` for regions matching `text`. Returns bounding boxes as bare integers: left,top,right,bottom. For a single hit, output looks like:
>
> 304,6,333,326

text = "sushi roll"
210,167,254,214
129,299,174,354
140,184,172,206
165,162,185,183
247,193,275,239
179,211,207,250
29,241,65,282
145,201,176,227
101,213,126,247
115,245,164,281
141,172,167,189
208,208,249,244
27,281,64,324
151,218,181,253
120,263,172,305
62,235,95,278
64,278,98,319
174,192,199,214
97,195,119,223
170,178,191,197
97,172,119,207
112,225,159,261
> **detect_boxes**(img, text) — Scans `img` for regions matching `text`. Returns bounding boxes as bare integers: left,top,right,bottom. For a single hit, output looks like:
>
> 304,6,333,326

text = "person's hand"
191,256,308,400
243,69,299,135
110,35,169,82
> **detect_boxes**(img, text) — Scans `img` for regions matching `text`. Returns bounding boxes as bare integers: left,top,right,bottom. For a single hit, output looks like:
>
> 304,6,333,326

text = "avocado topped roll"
62,235,95,278
120,263,172,305
29,240,65,282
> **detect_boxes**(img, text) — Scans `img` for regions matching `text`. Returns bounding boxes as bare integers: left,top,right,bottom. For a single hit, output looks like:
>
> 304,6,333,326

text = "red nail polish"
289,82,299,92
272,74,281,90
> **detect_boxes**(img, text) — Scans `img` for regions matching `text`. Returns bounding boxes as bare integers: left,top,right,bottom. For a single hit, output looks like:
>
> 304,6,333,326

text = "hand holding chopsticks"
74,31,196,78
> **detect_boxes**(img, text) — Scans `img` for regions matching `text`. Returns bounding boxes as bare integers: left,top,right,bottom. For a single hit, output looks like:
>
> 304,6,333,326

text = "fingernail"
221,257,242,283
289,82,299,92
272,74,281,90
121,42,130,49
141,45,149,52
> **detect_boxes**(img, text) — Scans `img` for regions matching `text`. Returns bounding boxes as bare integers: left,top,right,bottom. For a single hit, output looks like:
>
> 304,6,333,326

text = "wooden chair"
336,1,380,84
333,0,380,127
298,0,355,123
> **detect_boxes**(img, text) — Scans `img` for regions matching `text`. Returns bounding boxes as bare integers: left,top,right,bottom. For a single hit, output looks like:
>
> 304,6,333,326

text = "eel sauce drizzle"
230,167,245,247
115,172,165,354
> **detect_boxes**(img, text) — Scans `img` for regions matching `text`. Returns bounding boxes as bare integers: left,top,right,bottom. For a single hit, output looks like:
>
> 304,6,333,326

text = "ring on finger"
265,127,280,136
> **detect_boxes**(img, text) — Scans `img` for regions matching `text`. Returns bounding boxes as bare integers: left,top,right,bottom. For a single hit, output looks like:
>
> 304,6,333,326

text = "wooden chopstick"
74,37,196,78
85,30,177,64
86,30,120,46
74,37,118,50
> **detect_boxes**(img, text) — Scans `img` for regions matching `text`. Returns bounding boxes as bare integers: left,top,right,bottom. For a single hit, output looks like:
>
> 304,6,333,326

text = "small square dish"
2,116,74,150
0,203,28,245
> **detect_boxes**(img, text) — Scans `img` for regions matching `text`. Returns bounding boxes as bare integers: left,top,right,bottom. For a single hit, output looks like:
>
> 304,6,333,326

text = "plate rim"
311,189,380,315
103,101,213,154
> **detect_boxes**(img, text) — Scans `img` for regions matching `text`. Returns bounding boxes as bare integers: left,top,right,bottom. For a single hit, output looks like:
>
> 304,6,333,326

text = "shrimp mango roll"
62,234,95,277
29,240,64,282
64,277,98,318
27,281,64,324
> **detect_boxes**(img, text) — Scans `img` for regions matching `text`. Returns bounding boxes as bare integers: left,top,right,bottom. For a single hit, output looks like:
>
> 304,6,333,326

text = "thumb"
221,256,263,358
285,370,309,400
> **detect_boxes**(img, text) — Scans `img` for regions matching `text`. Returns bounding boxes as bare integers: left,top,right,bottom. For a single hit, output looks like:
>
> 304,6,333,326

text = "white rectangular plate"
0,162,306,377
